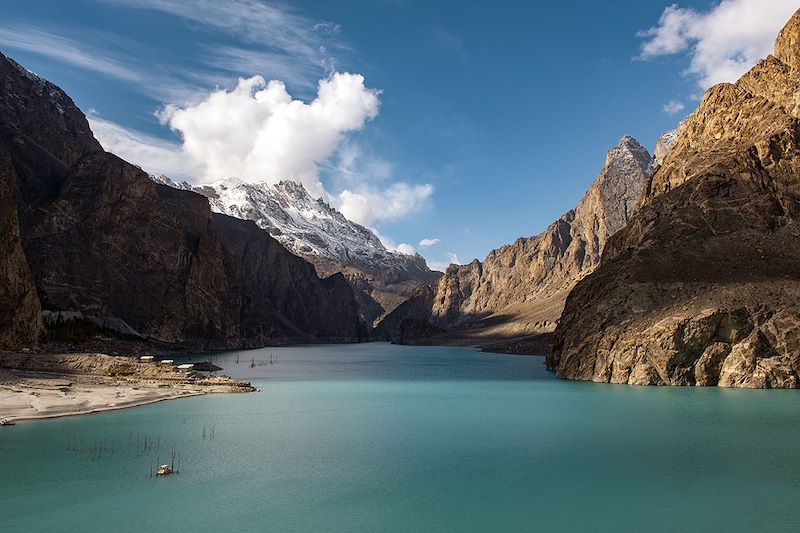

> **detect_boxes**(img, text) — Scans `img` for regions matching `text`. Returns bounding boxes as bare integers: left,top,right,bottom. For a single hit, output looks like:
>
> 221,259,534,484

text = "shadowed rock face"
377,137,652,344
549,10,800,388
0,176,41,349
153,176,441,326
0,52,367,350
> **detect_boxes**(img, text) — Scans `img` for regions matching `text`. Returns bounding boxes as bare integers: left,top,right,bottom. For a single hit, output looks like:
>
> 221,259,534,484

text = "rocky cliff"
0,52,367,351
154,176,440,324
549,10,800,388
377,136,652,344
0,177,41,349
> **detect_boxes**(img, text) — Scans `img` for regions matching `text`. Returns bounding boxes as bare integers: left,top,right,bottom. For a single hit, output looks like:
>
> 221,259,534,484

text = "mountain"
153,176,440,324
0,52,367,351
377,136,652,346
651,123,682,169
549,10,800,388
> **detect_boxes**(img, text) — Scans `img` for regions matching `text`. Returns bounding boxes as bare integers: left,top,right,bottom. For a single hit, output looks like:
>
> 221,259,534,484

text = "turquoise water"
2,343,800,532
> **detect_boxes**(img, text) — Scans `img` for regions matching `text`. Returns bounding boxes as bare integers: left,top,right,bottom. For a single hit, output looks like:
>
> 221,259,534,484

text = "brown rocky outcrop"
549,10,800,388
302,251,440,326
374,284,437,341
377,136,652,345
0,52,367,351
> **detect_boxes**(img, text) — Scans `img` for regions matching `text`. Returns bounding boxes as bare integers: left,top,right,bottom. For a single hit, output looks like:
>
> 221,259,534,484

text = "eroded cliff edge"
548,10,800,388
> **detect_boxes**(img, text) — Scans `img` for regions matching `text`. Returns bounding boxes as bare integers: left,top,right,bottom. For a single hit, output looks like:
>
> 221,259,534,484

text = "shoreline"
385,332,553,356
1,383,205,423
0,353,255,425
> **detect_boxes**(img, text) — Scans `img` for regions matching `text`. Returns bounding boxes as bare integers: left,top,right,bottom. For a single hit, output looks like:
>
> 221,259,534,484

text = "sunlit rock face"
377,136,652,343
549,10,800,388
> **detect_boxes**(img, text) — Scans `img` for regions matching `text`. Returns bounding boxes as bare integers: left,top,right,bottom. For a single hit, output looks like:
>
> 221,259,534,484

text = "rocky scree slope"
153,176,440,325
0,52,367,351
377,136,652,345
549,10,800,388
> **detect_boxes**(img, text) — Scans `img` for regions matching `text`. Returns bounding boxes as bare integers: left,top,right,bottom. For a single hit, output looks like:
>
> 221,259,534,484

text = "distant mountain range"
153,176,441,324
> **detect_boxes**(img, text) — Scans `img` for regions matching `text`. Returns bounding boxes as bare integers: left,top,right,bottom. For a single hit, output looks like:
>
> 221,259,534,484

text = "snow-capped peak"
152,176,432,276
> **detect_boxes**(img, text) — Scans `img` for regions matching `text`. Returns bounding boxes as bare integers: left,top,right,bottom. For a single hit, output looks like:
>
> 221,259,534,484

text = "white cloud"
638,0,798,88
322,139,434,226
395,243,417,255
157,72,380,197
88,114,200,178
662,100,685,115
369,229,416,256
321,138,434,228
337,183,433,227
419,238,440,248
428,252,460,272
89,72,433,230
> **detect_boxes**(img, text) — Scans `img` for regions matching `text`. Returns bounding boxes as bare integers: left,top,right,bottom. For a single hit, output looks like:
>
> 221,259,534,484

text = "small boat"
156,465,173,476
0,418,15,426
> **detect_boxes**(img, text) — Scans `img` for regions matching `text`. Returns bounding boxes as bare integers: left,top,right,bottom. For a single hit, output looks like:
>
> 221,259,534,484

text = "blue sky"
2,0,796,270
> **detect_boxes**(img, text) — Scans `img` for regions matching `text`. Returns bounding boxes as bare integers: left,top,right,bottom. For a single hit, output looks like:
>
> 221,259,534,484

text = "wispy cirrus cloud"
2,0,349,101
0,23,222,103
103,0,322,48
0,26,142,82
98,0,345,88
203,45,330,91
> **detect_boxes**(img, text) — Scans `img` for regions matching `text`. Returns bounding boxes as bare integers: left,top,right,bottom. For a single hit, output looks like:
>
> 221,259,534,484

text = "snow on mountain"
152,176,431,275
652,119,687,169
152,176,441,325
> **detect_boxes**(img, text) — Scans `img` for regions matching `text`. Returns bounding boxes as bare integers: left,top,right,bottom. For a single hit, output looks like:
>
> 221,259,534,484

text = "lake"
2,343,800,532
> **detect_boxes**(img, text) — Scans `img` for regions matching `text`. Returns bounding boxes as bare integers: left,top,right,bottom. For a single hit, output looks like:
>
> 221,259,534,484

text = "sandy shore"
0,353,254,424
